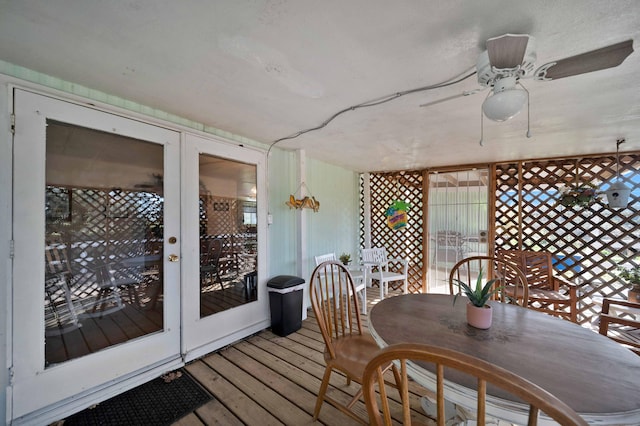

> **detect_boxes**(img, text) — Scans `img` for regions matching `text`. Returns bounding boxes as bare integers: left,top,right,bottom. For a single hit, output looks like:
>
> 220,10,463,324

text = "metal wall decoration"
384,200,411,230
284,182,320,212
285,194,320,212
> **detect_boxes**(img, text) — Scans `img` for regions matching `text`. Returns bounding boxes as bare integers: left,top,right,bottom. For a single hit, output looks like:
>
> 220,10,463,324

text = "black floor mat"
63,370,212,426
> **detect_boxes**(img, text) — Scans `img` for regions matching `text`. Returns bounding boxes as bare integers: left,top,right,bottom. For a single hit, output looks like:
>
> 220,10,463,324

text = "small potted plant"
618,265,640,303
453,267,501,329
339,252,352,266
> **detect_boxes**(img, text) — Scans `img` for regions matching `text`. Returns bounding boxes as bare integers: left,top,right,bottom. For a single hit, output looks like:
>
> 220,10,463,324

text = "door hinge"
9,239,15,259
10,113,15,135
8,365,14,386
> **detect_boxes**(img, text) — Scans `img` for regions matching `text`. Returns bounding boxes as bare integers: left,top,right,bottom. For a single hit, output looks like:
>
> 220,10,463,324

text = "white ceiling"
1,1,639,172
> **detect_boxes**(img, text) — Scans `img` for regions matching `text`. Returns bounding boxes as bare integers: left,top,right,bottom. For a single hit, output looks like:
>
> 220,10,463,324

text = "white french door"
11,89,270,423
181,133,269,360
11,90,182,420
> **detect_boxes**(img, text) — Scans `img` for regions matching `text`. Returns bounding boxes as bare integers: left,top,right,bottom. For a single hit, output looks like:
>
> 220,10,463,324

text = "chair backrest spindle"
363,343,588,426
449,256,529,306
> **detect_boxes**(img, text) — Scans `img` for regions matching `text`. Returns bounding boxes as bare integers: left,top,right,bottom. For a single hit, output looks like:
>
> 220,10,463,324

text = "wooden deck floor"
174,289,435,426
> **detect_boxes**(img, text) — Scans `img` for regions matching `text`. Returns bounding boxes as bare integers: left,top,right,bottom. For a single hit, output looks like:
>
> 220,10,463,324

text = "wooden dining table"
368,293,640,425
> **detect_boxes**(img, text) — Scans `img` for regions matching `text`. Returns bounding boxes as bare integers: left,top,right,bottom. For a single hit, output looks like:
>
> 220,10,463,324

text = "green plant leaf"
453,266,503,308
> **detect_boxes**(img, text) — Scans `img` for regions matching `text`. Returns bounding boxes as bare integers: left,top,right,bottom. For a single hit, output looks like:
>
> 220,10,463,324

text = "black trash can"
267,275,306,336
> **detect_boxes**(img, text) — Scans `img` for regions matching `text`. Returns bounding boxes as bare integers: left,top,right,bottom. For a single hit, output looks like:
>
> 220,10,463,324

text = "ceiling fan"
421,34,634,123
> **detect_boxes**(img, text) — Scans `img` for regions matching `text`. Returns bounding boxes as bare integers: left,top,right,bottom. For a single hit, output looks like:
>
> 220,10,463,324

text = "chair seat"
324,333,381,379
497,249,578,321
200,264,217,271
504,285,570,301
349,269,364,280
527,288,571,301
599,298,640,355
376,271,405,282
353,281,366,292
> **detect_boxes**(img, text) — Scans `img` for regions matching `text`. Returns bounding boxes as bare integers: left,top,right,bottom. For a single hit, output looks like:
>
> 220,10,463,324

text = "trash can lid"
267,275,305,289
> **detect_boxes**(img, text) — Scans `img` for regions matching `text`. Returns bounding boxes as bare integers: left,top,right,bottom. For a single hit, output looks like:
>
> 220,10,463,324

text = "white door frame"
11,89,182,422
181,133,269,361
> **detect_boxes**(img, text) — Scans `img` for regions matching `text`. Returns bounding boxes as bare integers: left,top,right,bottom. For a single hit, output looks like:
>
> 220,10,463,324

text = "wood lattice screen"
361,171,424,293
494,153,640,324
199,195,257,276
361,152,640,323
45,186,163,303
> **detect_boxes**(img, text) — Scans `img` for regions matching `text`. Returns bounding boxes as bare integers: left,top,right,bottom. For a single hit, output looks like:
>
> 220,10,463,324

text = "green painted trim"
0,60,267,149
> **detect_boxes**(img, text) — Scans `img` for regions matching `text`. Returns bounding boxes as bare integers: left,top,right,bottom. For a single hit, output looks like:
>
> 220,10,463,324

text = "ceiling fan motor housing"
477,34,537,87
492,76,518,93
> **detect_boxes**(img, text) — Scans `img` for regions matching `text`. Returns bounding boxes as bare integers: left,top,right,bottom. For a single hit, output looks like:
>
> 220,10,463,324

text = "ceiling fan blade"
419,89,485,108
486,34,530,69
534,39,633,81
419,93,466,108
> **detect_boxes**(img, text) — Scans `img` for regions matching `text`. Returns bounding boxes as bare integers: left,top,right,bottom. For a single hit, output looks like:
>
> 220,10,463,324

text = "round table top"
368,293,640,421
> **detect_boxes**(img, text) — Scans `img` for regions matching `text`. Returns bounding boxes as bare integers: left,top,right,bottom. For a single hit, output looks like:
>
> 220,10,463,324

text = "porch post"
363,172,372,250
295,149,309,316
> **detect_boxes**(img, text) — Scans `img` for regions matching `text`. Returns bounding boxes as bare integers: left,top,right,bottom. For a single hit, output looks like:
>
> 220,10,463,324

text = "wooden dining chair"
314,252,368,314
361,247,408,300
363,343,588,426
496,249,578,322
598,298,640,355
200,238,224,290
310,261,399,424
449,256,529,307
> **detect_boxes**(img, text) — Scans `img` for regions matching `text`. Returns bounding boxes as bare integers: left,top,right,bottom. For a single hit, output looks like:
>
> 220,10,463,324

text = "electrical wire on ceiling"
264,65,478,223
266,66,478,156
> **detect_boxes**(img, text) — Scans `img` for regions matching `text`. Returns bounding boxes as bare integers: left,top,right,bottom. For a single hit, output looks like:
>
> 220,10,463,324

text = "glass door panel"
44,120,165,365
182,133,268,359
199,154,258,317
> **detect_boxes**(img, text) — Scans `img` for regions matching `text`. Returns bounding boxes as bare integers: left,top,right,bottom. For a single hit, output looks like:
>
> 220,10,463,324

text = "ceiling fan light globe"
482,89,528,121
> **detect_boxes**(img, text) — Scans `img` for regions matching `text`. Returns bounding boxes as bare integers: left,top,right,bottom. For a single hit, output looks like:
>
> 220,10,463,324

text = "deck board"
179,290,435,425
186,359,284,425
232,339,361,425
202,350,311,425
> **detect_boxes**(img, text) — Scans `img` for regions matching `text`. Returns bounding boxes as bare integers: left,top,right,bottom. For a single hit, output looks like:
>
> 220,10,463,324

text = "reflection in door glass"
199,154,258,317
44,120,164,366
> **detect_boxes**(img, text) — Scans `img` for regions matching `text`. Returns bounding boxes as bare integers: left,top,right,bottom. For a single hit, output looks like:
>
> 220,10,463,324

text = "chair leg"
346,388,364,409
361,287,367,315
391,364,404,402
216,269,225,290
61,283,80,327
313,366,333,420
569,286,578,322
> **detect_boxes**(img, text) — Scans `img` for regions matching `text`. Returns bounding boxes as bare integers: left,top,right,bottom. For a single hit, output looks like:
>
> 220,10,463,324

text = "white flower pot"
466,303,492,329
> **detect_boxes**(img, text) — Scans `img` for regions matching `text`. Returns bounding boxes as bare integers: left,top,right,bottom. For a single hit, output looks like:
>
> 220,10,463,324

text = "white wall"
306,158,361,276
266,147,299,276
